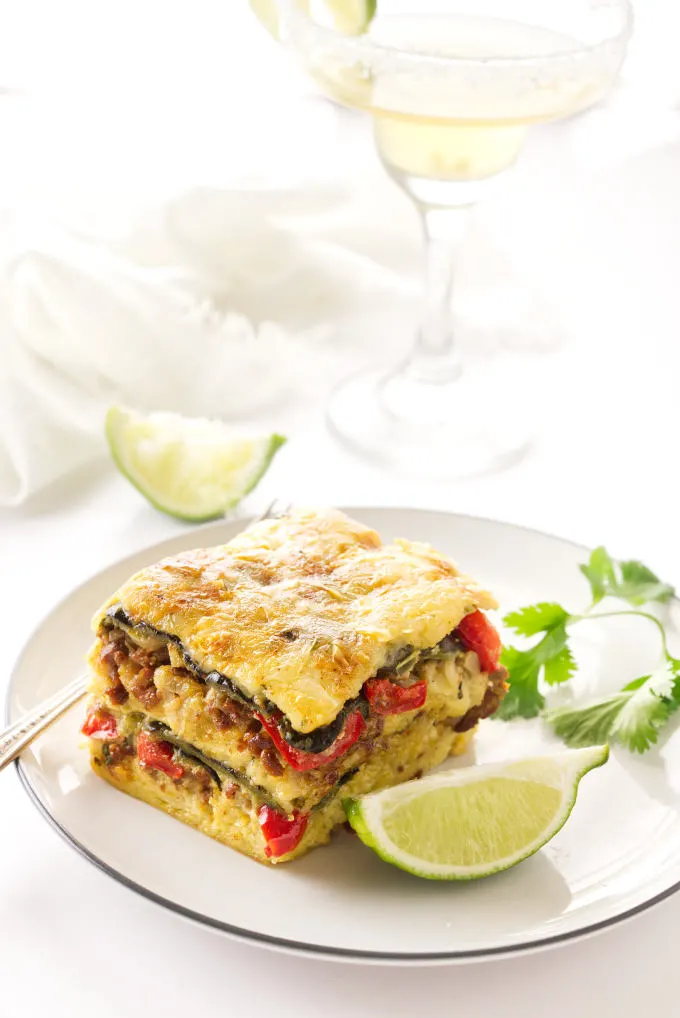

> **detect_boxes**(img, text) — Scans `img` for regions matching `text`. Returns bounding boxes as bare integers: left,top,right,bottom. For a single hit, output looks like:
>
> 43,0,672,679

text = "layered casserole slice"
82,508,508,864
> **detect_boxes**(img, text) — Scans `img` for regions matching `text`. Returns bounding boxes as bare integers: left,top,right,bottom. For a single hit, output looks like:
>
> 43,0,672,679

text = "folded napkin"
0,179,418,506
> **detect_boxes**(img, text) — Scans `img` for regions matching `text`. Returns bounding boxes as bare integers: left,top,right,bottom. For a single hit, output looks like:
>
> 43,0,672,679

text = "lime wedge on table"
250,0,376,38
344,745,608,880
106,406,285,522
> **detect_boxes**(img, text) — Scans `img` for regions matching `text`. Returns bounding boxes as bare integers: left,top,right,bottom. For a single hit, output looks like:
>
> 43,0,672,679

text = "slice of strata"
82,507,507,864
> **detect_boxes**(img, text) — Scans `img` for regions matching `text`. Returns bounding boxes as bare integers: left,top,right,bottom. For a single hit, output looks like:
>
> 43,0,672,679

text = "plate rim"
9,506,680,964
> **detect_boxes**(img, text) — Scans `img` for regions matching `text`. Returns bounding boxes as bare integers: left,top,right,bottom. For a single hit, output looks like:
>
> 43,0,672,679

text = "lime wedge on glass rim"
249,0,377,39
325,0,377,34
106,406,285,522
343,745,609,880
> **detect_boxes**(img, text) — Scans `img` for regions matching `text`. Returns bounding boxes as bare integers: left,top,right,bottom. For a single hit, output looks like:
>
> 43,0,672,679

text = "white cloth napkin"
0,177,418,506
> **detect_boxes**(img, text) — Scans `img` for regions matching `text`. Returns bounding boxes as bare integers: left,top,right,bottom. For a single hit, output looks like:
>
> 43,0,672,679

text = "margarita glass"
271,0,633,475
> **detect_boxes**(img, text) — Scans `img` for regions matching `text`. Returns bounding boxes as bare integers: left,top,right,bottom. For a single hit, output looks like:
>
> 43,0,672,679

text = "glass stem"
406,204,472,385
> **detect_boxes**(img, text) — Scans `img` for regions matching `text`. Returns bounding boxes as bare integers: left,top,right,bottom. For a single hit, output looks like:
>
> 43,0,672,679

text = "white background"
2,1,680,1015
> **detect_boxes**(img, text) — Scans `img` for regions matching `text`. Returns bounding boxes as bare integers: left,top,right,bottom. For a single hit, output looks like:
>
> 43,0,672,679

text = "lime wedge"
325,0,377,34
249,0,376,39
249,0,288,38
106,406,285,522
343,745,608,880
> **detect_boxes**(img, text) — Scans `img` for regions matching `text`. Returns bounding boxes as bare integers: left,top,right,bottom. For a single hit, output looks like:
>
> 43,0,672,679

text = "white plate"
8,508,680,964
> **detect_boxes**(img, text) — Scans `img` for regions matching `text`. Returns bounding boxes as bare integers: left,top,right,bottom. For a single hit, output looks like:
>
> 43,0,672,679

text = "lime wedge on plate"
106,406,285,522
249,0,376,38
343,745,608,880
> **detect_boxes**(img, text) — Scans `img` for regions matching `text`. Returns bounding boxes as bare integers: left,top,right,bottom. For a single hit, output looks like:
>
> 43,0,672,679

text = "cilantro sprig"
496,547,679,753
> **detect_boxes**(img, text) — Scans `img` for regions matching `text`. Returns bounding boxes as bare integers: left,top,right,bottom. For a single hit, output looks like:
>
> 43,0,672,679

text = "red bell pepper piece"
256,709,365,772
364,677,427,715
257,805,309,858
455,610,501,673
81,707,119,740
137,730,184,780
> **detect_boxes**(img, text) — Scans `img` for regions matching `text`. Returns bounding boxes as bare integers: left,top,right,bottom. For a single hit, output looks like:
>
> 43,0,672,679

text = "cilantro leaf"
623,674,652,692
495,646,543,719
667,655,680,705
579,547,616,605
579,547,674,607
532,624,570,671
503,602,568,637
496,548,676,753
543,643,576,686
546,694,628,748
613,677,672,752
546,662,677,753
616,561,675,606
495,624,572,719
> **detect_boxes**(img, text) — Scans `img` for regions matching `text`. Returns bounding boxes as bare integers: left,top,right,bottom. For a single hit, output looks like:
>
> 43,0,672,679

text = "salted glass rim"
275,0,634,75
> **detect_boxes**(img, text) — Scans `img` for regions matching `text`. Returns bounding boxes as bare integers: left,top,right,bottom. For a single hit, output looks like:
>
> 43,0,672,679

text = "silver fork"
0,500,292,774
0,675,90,771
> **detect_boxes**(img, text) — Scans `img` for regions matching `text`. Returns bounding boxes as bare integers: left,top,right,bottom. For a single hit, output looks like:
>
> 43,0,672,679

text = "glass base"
326,360,532,479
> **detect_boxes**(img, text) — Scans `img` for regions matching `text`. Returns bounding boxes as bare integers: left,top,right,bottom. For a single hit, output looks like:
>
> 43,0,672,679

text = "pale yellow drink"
299,14,610,181
260,0,631,476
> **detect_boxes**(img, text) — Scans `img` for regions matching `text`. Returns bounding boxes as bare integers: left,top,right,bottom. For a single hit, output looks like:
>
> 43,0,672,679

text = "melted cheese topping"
93,507,496,732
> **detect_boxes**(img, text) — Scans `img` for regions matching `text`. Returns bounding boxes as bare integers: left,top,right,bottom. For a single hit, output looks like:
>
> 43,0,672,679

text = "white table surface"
3,2,680,1015
5,432,680,1018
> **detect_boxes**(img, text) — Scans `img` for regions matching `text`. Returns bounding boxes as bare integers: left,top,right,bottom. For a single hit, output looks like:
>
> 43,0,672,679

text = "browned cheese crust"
92,507,497,732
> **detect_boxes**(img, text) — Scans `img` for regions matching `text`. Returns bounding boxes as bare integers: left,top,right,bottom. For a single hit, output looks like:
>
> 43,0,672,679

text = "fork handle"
1,677,88,772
